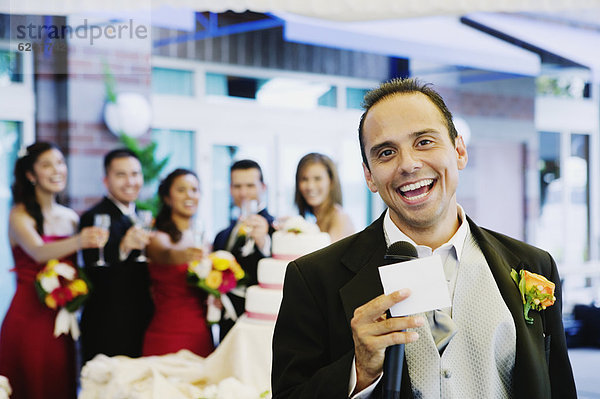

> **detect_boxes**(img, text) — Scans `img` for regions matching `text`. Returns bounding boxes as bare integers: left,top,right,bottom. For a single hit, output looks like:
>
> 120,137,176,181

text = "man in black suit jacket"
272,78,576,398
213,159,275,340
79,148,153,364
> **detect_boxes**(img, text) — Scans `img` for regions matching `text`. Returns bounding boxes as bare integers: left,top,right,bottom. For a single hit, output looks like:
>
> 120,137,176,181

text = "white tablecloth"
79,315,276,399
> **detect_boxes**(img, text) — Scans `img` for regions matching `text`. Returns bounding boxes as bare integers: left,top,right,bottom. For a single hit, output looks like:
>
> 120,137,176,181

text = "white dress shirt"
349,206,468,398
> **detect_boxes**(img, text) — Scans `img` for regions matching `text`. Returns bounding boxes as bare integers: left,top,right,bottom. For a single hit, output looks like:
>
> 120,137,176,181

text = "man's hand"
79,226,110,249
350,289,424,394
245,214,269,249
120,225,151,256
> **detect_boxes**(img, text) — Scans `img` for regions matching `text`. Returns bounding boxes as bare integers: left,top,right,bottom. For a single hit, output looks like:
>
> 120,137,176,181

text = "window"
536,131,590,263
206,73,337,109
152,67,194,96
0,121,22,326
0,50,23,86
346,87,369,110
150,128,195,194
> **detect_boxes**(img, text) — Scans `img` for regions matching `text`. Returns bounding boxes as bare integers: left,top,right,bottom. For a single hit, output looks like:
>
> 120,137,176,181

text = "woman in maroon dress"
142,168,214,357
0,142,108,399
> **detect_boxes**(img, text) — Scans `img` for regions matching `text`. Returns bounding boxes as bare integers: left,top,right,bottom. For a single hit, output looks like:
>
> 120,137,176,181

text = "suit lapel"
339,214,387,325
467,217,542,328
467,217,521,305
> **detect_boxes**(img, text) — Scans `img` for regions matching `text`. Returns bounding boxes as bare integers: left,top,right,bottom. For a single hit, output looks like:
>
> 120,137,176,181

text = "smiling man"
213,159,275,340
272,78,576,399
79,148,154,365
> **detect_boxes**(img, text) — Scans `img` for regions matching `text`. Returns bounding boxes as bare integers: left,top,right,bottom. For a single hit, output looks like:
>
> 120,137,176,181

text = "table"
78,315,276,399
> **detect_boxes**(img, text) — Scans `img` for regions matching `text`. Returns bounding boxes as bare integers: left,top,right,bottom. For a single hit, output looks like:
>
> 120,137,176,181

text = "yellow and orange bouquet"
188,250,245,323
35,259,91,339
187,250,245,297
510,268,556,324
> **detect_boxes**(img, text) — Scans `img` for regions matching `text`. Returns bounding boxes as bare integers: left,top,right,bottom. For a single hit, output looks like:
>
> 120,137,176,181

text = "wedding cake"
244,216,331,321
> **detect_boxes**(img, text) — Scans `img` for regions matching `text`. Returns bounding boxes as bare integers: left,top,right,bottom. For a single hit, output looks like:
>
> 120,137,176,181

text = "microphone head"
385,241,418,260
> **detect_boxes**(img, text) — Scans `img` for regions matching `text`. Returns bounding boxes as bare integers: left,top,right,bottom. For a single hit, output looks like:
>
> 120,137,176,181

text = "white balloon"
104,93,152,137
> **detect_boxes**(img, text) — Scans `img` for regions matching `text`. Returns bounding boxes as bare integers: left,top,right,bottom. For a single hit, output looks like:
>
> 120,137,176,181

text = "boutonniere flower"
510,268,556,324
35,259,91,339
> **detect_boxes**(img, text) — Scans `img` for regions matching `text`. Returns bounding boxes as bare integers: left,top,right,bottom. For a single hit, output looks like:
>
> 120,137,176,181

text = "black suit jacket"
213,208,275,339
79,197,154,363
272,213,576,399
213,208,275,287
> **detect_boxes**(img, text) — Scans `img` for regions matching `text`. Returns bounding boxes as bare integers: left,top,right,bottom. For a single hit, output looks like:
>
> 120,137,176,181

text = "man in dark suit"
79,148,154,364
272,78,576,398
213,159,275,340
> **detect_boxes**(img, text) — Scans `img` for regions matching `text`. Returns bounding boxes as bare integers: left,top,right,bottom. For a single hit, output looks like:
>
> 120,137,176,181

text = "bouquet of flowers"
35,259,91,339
188,250,245,323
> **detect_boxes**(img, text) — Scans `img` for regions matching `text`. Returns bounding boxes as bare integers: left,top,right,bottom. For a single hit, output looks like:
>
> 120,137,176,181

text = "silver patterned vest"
405,233,516,399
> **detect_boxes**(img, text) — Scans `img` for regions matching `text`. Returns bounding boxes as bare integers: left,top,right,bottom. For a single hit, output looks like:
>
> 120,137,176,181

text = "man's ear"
362,163,378,193
455,135,468,170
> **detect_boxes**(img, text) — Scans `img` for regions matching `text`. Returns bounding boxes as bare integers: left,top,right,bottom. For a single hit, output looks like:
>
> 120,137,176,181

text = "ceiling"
3,0,600,22
2,0,600,81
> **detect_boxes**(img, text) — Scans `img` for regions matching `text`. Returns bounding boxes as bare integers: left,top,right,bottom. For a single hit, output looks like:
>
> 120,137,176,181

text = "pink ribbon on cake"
246,311,278,321
259,282,284,290
272,254,299,261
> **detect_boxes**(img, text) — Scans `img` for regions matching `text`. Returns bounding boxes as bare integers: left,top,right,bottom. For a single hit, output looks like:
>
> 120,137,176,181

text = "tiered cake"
244,216,331,321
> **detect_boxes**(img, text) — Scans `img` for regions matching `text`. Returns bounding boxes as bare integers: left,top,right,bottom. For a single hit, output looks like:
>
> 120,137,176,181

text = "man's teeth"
50,176,64,183
406,191,429,200
184,200,196,206
400,179,433,192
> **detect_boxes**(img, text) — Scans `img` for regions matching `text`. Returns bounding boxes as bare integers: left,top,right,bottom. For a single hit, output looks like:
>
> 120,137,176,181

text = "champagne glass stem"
136,247,148,262
94,214,110,266
98,246,106,266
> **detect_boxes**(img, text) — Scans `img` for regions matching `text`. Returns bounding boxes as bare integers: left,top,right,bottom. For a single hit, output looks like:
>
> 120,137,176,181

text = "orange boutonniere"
510,268,556,324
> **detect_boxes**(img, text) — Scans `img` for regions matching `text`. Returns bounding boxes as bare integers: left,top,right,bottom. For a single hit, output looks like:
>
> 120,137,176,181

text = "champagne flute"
135,210,153,262
94,214,111,266
193,219,206,250
240,199,258,235
191,219,211,261
239,199,258,255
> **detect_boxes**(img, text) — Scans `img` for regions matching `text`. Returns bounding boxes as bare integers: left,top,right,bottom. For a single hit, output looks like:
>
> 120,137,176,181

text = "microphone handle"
382,343,404,399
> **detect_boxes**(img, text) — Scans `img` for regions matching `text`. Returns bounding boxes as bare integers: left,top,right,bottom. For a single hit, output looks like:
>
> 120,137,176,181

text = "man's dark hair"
358,77,458,170
231,159,264,183
103,148,140,175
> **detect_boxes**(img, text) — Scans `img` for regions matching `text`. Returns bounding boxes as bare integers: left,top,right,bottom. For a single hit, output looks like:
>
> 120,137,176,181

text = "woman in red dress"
0,142,108,399
142,168,214,357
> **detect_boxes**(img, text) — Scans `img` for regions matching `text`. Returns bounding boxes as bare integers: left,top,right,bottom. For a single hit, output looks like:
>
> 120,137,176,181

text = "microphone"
382,241,418,399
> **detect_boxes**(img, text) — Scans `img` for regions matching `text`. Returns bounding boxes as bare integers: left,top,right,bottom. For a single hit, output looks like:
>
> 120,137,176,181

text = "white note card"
378,254,451,317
